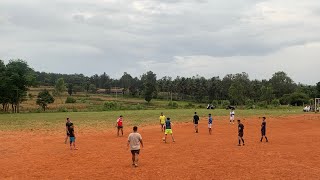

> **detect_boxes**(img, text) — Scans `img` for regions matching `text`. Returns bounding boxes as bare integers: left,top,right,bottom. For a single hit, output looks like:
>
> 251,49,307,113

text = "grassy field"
0,107,307,131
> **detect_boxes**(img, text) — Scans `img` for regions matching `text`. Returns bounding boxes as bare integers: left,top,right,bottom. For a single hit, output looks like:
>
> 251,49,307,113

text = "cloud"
0,0,319,84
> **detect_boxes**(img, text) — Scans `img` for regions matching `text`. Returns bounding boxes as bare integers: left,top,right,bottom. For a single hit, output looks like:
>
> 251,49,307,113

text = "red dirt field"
1,114,320,180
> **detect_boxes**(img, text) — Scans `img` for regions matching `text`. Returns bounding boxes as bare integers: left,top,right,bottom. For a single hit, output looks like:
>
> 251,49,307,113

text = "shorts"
238,133,244,137
230,116,235,121
117,126,123,129
194,124,198,127
208,124,212,128
161,123,165,127
165,129,173,135
261,130,266,136
131,150,140,155
70,137,76,143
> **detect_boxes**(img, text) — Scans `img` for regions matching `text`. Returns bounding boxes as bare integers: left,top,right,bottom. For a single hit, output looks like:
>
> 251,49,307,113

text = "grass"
0,107,306,131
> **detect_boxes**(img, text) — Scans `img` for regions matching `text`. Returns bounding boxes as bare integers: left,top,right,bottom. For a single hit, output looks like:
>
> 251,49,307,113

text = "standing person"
208,114,213,135
116,115,124,137
65,118,72,144
260,117,269,142
127,126,143,167
193,112,200,133
69,124,78,150
159,112,166,132
237,120,245,146
230,108,235,124
164,117,175,143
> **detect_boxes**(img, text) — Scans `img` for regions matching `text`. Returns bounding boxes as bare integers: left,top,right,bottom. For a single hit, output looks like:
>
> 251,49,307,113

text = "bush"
198,104,205,109
103,101,119,110
271,99,281,107
245,99,255,109
58,106,68,112
168,101,179,108
221,100,231,107
184,102,195,108
65,96,76,103
211,100,219,107
257,101,268,108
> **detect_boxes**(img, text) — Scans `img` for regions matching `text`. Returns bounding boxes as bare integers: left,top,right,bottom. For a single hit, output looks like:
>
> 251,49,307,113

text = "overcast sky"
0,0,319,84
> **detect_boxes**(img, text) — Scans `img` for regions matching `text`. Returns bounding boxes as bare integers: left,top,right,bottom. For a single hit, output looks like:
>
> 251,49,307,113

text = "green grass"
0,107,305,131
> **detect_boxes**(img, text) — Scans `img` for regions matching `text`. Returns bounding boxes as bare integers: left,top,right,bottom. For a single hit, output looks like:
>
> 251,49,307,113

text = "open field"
0,108,306,131
1,110,320,179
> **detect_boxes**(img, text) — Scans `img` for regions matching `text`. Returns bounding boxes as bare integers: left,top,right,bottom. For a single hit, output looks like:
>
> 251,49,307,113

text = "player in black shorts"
260,117,268,142
65,118,72,144
193,112,200,133
237,120,245,146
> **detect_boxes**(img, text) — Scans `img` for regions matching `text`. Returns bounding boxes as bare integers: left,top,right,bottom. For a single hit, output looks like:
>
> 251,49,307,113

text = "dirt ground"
1,114,320,180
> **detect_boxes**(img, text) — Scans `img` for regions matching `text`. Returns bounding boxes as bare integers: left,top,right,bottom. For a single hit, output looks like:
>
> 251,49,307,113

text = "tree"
260,85,275,104
228,82,245,105
317,82,320,97
67,83,73,96
36,89,54,111
5,59,36,113
53,78,66,102
141,71,157,103
269,72,296,98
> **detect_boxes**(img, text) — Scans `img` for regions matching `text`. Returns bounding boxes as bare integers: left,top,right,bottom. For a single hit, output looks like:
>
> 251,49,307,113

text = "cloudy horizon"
0,0,319,85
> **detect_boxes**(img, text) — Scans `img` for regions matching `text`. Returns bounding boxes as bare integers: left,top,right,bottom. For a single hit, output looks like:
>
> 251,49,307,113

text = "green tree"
5,59,36,113
141,71,157,103
228,82,245,105
36,89,54,111
316,82,320,97
269,71,296,98
53,78,66,102
67,83,73,96
260,86,275,104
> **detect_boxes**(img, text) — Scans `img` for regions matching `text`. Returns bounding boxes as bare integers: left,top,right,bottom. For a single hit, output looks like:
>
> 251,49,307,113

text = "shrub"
245,99,255,109
103,101,119,110
168,101,179,108
58,106,68,112
271,99,281,107
257,101,268,108
65,96,76,103
211,100,219,107
184,102,195,108
221,100,231,107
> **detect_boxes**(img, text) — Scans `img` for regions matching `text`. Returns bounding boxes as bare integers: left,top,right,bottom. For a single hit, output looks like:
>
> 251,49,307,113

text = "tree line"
1,59,320,113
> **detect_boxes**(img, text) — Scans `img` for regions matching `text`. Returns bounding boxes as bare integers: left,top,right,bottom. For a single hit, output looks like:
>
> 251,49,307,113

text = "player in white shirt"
230,109,235,124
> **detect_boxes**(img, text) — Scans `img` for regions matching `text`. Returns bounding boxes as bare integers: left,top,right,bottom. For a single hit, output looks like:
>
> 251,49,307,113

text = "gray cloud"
0,0,319,84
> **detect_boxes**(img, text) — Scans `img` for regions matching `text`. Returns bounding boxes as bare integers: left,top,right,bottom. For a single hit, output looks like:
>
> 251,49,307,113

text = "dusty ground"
1,114,320,180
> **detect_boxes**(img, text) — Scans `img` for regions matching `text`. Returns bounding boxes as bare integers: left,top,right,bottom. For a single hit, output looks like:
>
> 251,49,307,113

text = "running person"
69,124,78,150
208,114,213,135
237,120,245,146
116,115,124,136
193,112,200,133
260,117,269,142
164,117,175,143
65,118,72,144
230,109,235,124
127,126,143,167
159,112,166,132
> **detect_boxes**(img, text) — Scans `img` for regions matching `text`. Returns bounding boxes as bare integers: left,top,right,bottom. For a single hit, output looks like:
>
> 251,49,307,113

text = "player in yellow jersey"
159,112,166,132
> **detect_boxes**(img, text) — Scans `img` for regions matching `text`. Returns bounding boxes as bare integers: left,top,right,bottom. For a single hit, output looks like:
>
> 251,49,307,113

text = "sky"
0,0,319,85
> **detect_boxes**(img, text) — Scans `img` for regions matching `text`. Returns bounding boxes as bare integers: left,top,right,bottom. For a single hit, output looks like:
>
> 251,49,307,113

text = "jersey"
193,115,200,124
230,111,235,117
117,118,123,126
238,123,244,133
165,119,171,129
208,116,213,124
160,115,166,124
261,121,266,131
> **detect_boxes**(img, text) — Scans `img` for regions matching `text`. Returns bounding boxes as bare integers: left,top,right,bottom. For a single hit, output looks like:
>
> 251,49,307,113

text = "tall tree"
269,71,296,98
67,83,73,96
53,78,66,102
141,71,157,103
36,89,55,111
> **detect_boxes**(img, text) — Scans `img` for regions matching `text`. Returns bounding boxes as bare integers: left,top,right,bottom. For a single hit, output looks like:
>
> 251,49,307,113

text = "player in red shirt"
116,115,124,136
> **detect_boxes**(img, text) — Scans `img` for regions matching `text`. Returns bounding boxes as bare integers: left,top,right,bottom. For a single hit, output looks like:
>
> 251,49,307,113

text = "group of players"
64,110,269,167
